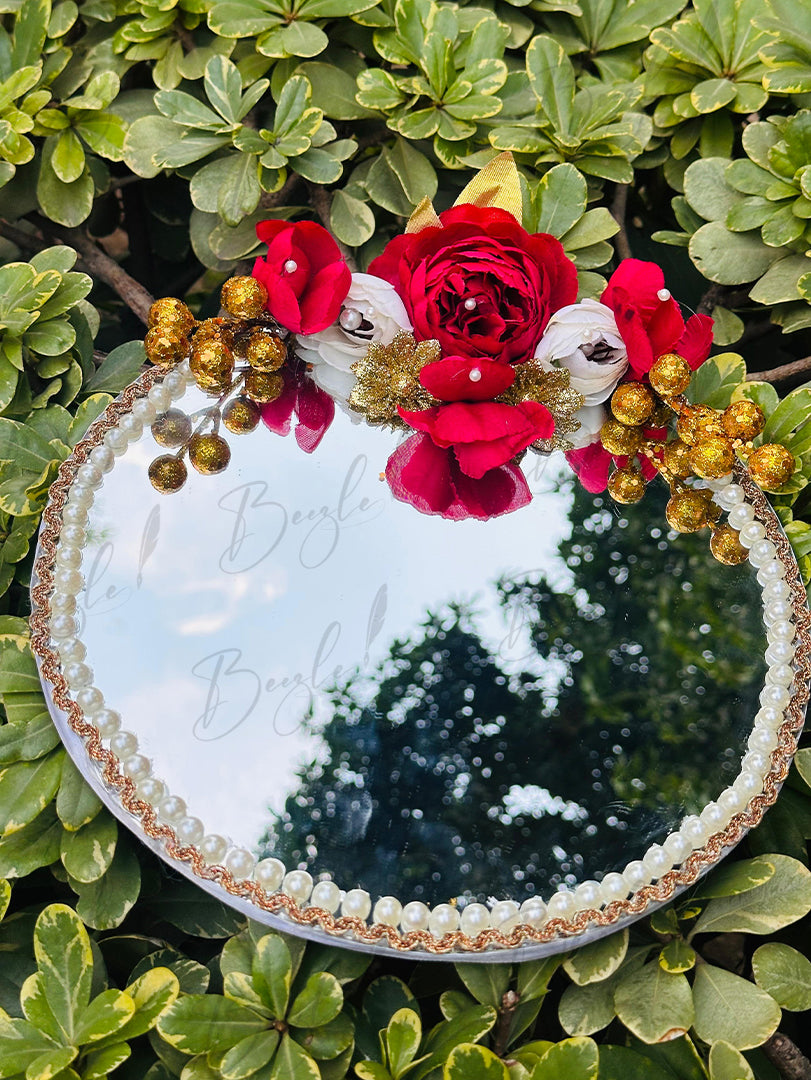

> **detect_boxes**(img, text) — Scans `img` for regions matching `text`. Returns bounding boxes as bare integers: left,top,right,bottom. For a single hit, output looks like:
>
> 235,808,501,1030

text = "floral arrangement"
143,154,797,565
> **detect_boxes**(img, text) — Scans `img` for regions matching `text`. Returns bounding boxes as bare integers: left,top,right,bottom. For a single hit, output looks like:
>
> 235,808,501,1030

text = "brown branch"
491,990,520,1059
306,182,358,272
31,214,155,325
747,355,811,383
610,183,632,261
762,1033,811,1080
0,220,51,254
260,173,304,211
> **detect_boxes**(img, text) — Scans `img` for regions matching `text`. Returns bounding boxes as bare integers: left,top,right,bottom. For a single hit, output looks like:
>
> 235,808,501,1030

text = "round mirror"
31,366,811,959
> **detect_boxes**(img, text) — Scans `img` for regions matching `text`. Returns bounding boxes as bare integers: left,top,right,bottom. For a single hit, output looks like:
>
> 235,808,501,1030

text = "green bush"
3,0,811,1077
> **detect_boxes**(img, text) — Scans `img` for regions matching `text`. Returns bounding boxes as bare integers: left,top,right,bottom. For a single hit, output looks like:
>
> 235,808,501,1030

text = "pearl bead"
657,288,671,301
460,903,491,935
757,561,785,585
51,593,76,615
148,385,171,411
742,750,769,774
57,636,84,661
104,429,129,454
520,897,548,926
733,770,762,800
623,860,651,889
749,540,777,566
766,664,794,688
64,662,93,689
700,802,727,828
132,399,158,424
765,600,793,623
766,641,794,665
464,298,477,311
573,881,601,910
310,880,341,913
119,415,144,440
341,888,372,920
681,815,708,846
728,503,755,529
400,901,430,932
62,504,87,526
767,620,795,643
254,858,285,890
158,795,186,823
662,832,691,863
739,521,766,546
176,816,204,844
60,525,86,547
469,368,482,382
759,684,790,711
749,727,778,753
110,730,137,756
718,787,746,815
428,903,461,936
339,308,363,331
546,891,577,918
373,896,402,927
764,579,791,602
76,464,103,489
755,705,783,728
642,845,674,878
89,445,115,472
54,568,83,596
122,754,151,780
224,847,256,879
50,614,78,640
714,484,744,510
283,870,313,903
599,873,629,903
56,545,82,569
200,834,228,863
284,259,298,274
136,776,166,803
76,687,104,713
163,370,186,398
490,899,521,929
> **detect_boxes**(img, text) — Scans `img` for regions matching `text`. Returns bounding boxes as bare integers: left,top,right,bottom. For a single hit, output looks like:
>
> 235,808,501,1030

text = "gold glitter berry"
244,370,284,404
147,297,195,335
190,340,235,393
221,276,268,319
687,435,735,480
246,332,286,372
710,524,749,565
189,433,231,475
748,443,796,491
723,400,765,441
151,409,192,448
600,418,643,456
611,382,655,426
649,353,692,398
607,467,646,504
662,438,693,479
666,489,709,533
676,403,724,446
144,327,189,368
148,454,187,493
223,396,262,434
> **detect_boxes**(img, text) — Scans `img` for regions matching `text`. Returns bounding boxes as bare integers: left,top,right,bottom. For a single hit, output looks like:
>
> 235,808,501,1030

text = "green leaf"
455,964,511,1007
762,386,811,443
708,1041,754,1080
558,978,616,1037
74,988,134,1044
533,1037,598,1080
685,352,747,410
751,943,811,1011
34,903,94,1043
219,1030,279,1080
383,1008,421,1078
55,755,103,830
0,805,62,877
366,139,437,216
659,941,696,974
0,1011,58,1077
91,967,181,1049
330,189,375,247
614,961,694,1044
36,141,94,227
73,837,141,930
158,995,268,1054
526,35,573,135
533,163,586,238
297,62,375,120
688,222,782,285
269,1032,319,1080
83,1042,132,1080
444,1044,509,1080
130,950,210,996
145,880,245,937
60,811,117,884
26,1044,78,1079
562,930,628,986
691,78,737,113
288,972,342,1028
684,158,742,223
204,55,243,125
693,854,811,935
691,965,780,1051
749,255,808,305
252,934,292,1019
51,129,85,184
597,1046,680,1080
0,751,64,834
515,958,560,1002
710,306,744,347
296,1010,353,1060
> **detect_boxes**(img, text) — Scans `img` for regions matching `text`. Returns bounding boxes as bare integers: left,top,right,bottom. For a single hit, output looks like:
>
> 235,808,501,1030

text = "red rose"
601,260,713,377
369,205,578,365
253,220,350,335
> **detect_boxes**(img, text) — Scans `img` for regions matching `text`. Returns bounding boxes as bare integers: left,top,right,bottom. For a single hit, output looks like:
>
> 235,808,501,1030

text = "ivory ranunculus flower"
533,299,628,406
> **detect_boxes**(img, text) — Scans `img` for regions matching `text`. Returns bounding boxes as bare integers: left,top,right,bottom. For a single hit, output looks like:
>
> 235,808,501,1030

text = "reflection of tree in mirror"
258,481,767,904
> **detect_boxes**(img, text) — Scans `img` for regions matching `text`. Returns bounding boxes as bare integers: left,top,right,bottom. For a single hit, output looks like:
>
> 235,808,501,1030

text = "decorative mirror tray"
29,362,811,959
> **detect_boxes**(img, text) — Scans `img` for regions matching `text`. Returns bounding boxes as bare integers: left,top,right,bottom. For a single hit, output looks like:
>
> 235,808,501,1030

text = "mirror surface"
76,381,767,908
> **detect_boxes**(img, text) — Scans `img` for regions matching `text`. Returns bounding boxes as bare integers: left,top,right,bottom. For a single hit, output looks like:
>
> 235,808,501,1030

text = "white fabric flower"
568,404,606,450
534,299,628,406
295,273,412,408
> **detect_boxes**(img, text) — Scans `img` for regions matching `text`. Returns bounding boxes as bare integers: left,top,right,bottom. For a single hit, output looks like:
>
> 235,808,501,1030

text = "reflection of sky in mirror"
76,382,768,903
79,385,572,839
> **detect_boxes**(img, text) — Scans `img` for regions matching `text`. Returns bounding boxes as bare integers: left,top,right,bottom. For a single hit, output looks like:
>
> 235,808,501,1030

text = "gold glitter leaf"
499,361,585,451
350,332,441,426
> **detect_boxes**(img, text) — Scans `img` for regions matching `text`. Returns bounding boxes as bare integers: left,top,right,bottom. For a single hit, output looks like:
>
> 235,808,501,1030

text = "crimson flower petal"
675,314,714,369
385,433,456,516
566,442,613,493
419,356,516,401
294,376,335,453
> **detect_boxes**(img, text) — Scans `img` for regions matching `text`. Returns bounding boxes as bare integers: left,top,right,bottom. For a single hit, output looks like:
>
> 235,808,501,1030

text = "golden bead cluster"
144,279,288,494
602,353,796,565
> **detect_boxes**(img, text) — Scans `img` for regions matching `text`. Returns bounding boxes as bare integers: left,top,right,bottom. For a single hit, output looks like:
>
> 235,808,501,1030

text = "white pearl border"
42,374,802,943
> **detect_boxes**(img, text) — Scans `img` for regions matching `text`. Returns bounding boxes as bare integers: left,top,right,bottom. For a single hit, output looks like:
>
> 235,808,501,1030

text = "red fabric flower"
253,220,350,335
386,433,532,521
601,260,713,378
566,424,667,493
369,205,578,365
261,361,334,453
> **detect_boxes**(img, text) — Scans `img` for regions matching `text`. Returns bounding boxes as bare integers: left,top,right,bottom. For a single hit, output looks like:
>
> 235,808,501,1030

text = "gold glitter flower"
349,332,441,426
498,361,585,451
